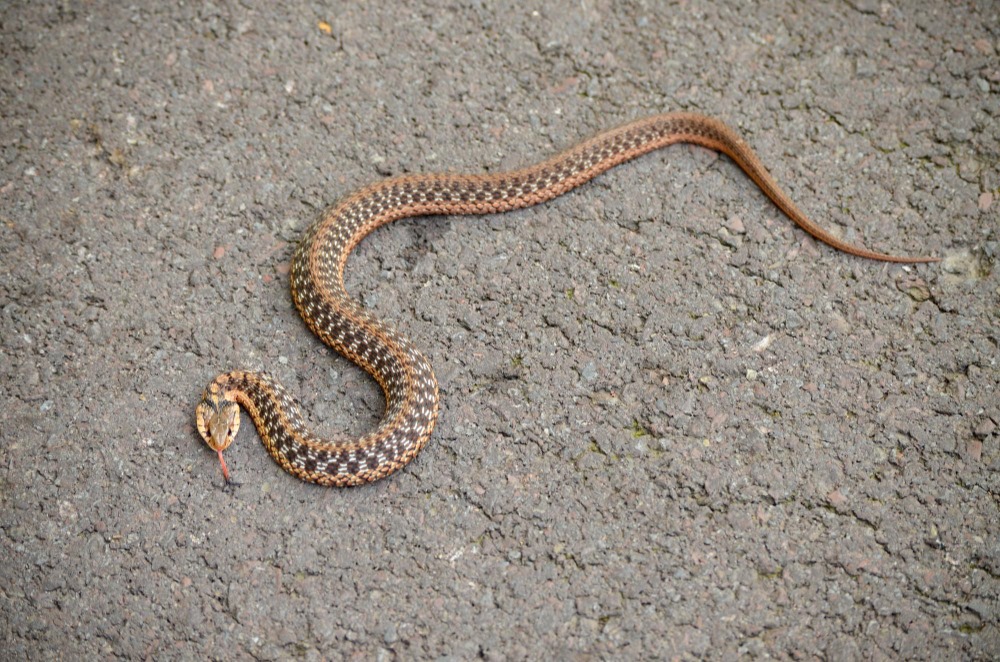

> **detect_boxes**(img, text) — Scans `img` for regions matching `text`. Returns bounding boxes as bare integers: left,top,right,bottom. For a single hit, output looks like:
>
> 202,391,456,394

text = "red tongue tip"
217,449,231,483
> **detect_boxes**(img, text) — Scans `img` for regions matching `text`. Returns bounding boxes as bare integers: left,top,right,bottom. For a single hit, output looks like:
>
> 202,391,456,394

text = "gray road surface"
2,1,998,659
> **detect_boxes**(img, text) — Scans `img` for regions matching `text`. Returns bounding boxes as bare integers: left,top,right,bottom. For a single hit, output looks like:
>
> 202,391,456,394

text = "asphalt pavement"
1,1,997,658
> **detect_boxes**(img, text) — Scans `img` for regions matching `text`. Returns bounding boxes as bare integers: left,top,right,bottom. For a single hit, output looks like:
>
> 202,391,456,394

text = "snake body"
196,112,937,486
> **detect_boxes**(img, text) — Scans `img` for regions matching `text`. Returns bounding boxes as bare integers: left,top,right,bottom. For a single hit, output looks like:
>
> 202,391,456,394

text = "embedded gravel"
1,1,998,659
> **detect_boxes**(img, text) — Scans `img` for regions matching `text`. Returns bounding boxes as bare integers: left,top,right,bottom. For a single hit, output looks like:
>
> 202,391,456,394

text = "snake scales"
195,112,938,486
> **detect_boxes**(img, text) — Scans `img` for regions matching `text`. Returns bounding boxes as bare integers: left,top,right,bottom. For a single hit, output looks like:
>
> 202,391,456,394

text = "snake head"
196,397,241,452
196,384,241,484
195,389,240,452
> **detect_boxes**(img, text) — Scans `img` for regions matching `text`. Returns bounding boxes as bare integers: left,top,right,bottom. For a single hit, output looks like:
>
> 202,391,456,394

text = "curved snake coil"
195,112,938,486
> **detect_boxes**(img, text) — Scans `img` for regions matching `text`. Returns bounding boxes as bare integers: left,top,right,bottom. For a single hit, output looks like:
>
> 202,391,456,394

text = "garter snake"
195,112,938,486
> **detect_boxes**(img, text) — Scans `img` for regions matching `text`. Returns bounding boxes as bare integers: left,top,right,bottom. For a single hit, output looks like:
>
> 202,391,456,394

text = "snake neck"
209,366,438,487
